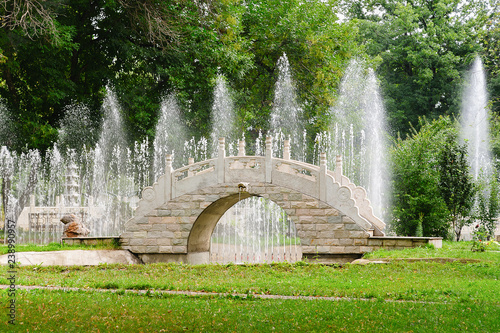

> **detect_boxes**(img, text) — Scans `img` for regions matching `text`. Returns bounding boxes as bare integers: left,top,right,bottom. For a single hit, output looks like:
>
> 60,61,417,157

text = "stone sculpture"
61,214,90,238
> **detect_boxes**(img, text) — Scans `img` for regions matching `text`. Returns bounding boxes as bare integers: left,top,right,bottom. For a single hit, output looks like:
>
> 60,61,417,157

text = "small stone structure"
61,214,90,238
121,137,441,264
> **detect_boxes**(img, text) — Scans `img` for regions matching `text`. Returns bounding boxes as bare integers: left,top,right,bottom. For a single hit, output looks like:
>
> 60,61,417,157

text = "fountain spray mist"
460,56,492,180
319,59,390,222
153,94,186,177
211,74,237,156
270,53,304,160
208,68,301,263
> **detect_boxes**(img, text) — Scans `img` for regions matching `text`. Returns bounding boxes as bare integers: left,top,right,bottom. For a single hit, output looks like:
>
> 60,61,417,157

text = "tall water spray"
97,87,127,164
460,57,492,180
333,59,368,129
210,74,238,156
270,53,304,160
0,102,15,147
58,103,98,151
318,59,389,221
153,94,187,177
364,69,389,219
1,87,155,243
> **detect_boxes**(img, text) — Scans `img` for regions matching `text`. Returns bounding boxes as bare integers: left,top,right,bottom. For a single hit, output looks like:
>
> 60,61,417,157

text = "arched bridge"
119,137,420,264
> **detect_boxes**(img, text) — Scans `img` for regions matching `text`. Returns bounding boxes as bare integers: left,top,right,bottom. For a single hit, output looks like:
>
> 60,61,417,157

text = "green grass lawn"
0,241,119,255
1,241,499,332
1,289,498,332
363,240,500,261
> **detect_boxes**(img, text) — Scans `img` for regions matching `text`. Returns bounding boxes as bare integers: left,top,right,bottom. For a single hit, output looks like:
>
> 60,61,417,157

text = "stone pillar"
335,155,343,185
238,140,246,157
217,138,226,183
265,136,273,183
319,152,327,201
283,140,290,160
165,154,173,201
188,157,194,177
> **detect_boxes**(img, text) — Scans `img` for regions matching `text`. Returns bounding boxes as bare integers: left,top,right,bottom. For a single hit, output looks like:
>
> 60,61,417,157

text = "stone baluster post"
165,154,173,200
265,136,272,183
188,157,194,177
238,140,246,157
283,140,290,160
335,155,343,185
319,152,327,201
217,138,226,183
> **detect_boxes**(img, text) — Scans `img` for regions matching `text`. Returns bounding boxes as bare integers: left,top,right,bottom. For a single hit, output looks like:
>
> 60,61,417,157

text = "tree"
391,117,454,238
0,1,253,150
481,10,500,116
476,171,500,239
437,137,476,241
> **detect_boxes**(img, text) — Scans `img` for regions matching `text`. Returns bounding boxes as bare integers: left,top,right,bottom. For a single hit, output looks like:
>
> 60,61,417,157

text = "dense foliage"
0,0,362,150
3,0,497,149
437,136,476,240
391,115,498,238
391,117,455,238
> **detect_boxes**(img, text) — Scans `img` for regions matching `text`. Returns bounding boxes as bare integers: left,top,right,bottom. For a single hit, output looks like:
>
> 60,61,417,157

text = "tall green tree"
0,0,252,150
391,116,458,238
476,171,500,239
481,10,500,116
437,137,476,241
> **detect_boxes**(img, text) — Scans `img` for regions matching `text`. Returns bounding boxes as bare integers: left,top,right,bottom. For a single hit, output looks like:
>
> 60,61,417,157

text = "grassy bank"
364,240,500,261
2,259,498,304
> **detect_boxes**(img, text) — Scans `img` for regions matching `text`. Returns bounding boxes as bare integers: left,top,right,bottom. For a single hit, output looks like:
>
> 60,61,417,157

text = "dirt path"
0,284,441,304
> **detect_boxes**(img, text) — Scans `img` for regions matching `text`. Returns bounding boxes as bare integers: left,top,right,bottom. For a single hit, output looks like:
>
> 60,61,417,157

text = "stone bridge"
121,138,439,264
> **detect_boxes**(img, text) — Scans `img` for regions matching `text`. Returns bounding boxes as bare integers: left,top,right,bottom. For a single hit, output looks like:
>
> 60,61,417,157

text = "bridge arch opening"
188,194,302,264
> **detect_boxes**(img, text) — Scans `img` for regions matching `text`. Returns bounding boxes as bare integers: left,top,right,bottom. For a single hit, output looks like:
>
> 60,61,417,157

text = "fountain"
58,103,98,151
315,59,390,221
363,68,390,221
460,56,493,179
153,94,187,176
269,53,305,160
210,74,238,156
460,56,500,240
1,87,152,243
0,101,15,148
